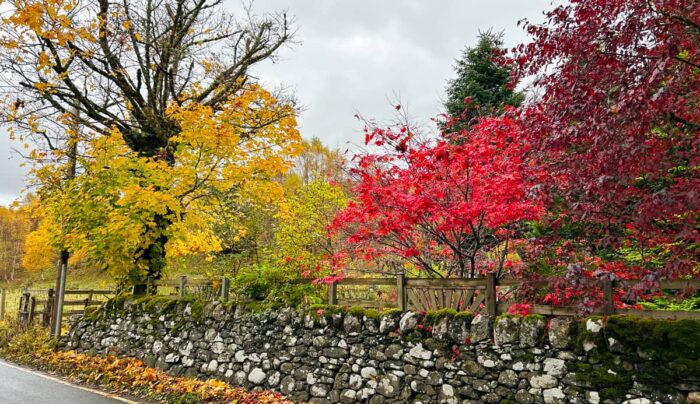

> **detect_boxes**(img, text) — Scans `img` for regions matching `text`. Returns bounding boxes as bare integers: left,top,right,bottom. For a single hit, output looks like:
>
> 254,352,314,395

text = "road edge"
0,359,139,403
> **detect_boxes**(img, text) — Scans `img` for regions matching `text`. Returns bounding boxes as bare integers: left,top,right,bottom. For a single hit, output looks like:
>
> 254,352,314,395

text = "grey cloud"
0,0,552,204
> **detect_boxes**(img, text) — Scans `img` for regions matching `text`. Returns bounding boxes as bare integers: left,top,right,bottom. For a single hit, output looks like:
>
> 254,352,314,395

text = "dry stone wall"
64,298,700,404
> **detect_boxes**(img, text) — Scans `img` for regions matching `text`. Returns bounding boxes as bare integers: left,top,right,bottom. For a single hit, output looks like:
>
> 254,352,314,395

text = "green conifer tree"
444,30,523,131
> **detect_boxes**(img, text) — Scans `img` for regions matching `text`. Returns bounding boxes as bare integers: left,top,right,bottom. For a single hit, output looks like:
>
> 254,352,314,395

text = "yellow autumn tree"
0,205,33,279
29,84,300,281
285,137,346,190
0,0,298,282
21,219,56,272
276,179,347,278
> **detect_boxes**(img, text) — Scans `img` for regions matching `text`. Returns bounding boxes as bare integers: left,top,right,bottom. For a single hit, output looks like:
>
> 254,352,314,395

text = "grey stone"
211,341,226,354
399,312,418,334
248,367,266,385
384,344,403,360
279,376,296,394
470,314,493,342
310,384,329,397
379,314,399,334
461,360,486,377
515,389,535,404
349,373,363,389
340,389,357,403
483,392,501,403
447,316,470,343
343,315,362,333
473,379,491,392
178,341,193,356
530,374,558,389
548,317,575,349
520,316,546,347
204,328,219,342
408,343,432,360
205,359,218,373
67,298,698,404
543,358,566,376
543,387,566,404
267,371,281,387
439,384,457,404
498,369,519,387
494,315,521,345
361,366,377,379
585,318,603,333
376,374,400,397
432,317,449,341
585,391,600,404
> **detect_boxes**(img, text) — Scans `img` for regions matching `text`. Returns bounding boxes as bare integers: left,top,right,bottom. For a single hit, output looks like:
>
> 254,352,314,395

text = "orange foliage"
37,350,291,403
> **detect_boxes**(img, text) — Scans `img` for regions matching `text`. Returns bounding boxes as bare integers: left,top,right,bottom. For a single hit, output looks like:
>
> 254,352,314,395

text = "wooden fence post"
87,290,94,307
43,289,55,327
21,293,28,324
0,288,5,321
179,275,188,297
220,276,230,302
397,274,406,311
142,276,155,296
327,281,338,305
486,272,497,317
28,296,36,325
602,279,615,316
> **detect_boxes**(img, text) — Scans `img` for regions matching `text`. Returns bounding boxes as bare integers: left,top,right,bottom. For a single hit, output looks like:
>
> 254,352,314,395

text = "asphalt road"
0,360,131,404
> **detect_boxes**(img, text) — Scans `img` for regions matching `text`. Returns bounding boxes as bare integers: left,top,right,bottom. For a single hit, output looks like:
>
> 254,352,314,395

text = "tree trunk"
133,147,174,295
132,216,170,295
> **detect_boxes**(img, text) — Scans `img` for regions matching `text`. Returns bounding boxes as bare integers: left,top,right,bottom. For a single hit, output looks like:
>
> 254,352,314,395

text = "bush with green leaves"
232,263,324,308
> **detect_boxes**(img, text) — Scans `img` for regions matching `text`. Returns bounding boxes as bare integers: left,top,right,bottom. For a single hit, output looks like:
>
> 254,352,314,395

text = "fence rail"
16,288,116,327
326,275,700,319
7,275,699,326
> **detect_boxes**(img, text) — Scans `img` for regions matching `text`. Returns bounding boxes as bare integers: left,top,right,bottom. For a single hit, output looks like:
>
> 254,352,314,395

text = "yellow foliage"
276,179,347,274
0,206,32,278
21,220,55,272
29,85,301,280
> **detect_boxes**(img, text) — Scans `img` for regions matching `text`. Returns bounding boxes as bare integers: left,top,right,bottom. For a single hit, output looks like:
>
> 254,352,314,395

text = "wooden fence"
326,275,700,320
18,288,114,326
147,275,230,300
7,275,699,325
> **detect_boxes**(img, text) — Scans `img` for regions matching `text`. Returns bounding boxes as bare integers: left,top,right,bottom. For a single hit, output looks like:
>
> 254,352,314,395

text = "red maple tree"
513,0,699,283
331,115,543,279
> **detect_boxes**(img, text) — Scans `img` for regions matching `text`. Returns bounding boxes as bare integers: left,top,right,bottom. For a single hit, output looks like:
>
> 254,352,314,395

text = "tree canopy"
0,0,301,282
514,0,699,291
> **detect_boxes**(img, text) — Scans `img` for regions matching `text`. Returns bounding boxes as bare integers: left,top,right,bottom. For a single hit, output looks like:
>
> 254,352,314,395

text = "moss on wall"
574,315,700,401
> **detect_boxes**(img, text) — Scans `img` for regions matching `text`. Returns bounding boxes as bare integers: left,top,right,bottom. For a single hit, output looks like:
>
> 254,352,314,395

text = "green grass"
0,264,213,320
0,266,116,320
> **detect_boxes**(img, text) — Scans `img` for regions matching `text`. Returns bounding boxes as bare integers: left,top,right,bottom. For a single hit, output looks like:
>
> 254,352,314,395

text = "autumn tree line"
0,0,697,309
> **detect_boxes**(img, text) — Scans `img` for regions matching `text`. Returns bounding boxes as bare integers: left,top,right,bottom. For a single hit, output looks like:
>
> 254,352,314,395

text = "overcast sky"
0,0,553,205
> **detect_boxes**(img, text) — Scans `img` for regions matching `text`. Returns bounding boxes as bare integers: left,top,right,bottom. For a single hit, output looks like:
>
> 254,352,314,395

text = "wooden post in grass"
327,281,337,305
397,274,407,311
602,279,615,316
220,276,230,302
486,272,497,317
85,290,94,310
51,252,68,337
28,295,36,325
179,276,188,297
0,288,5,321
43,289,54,327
